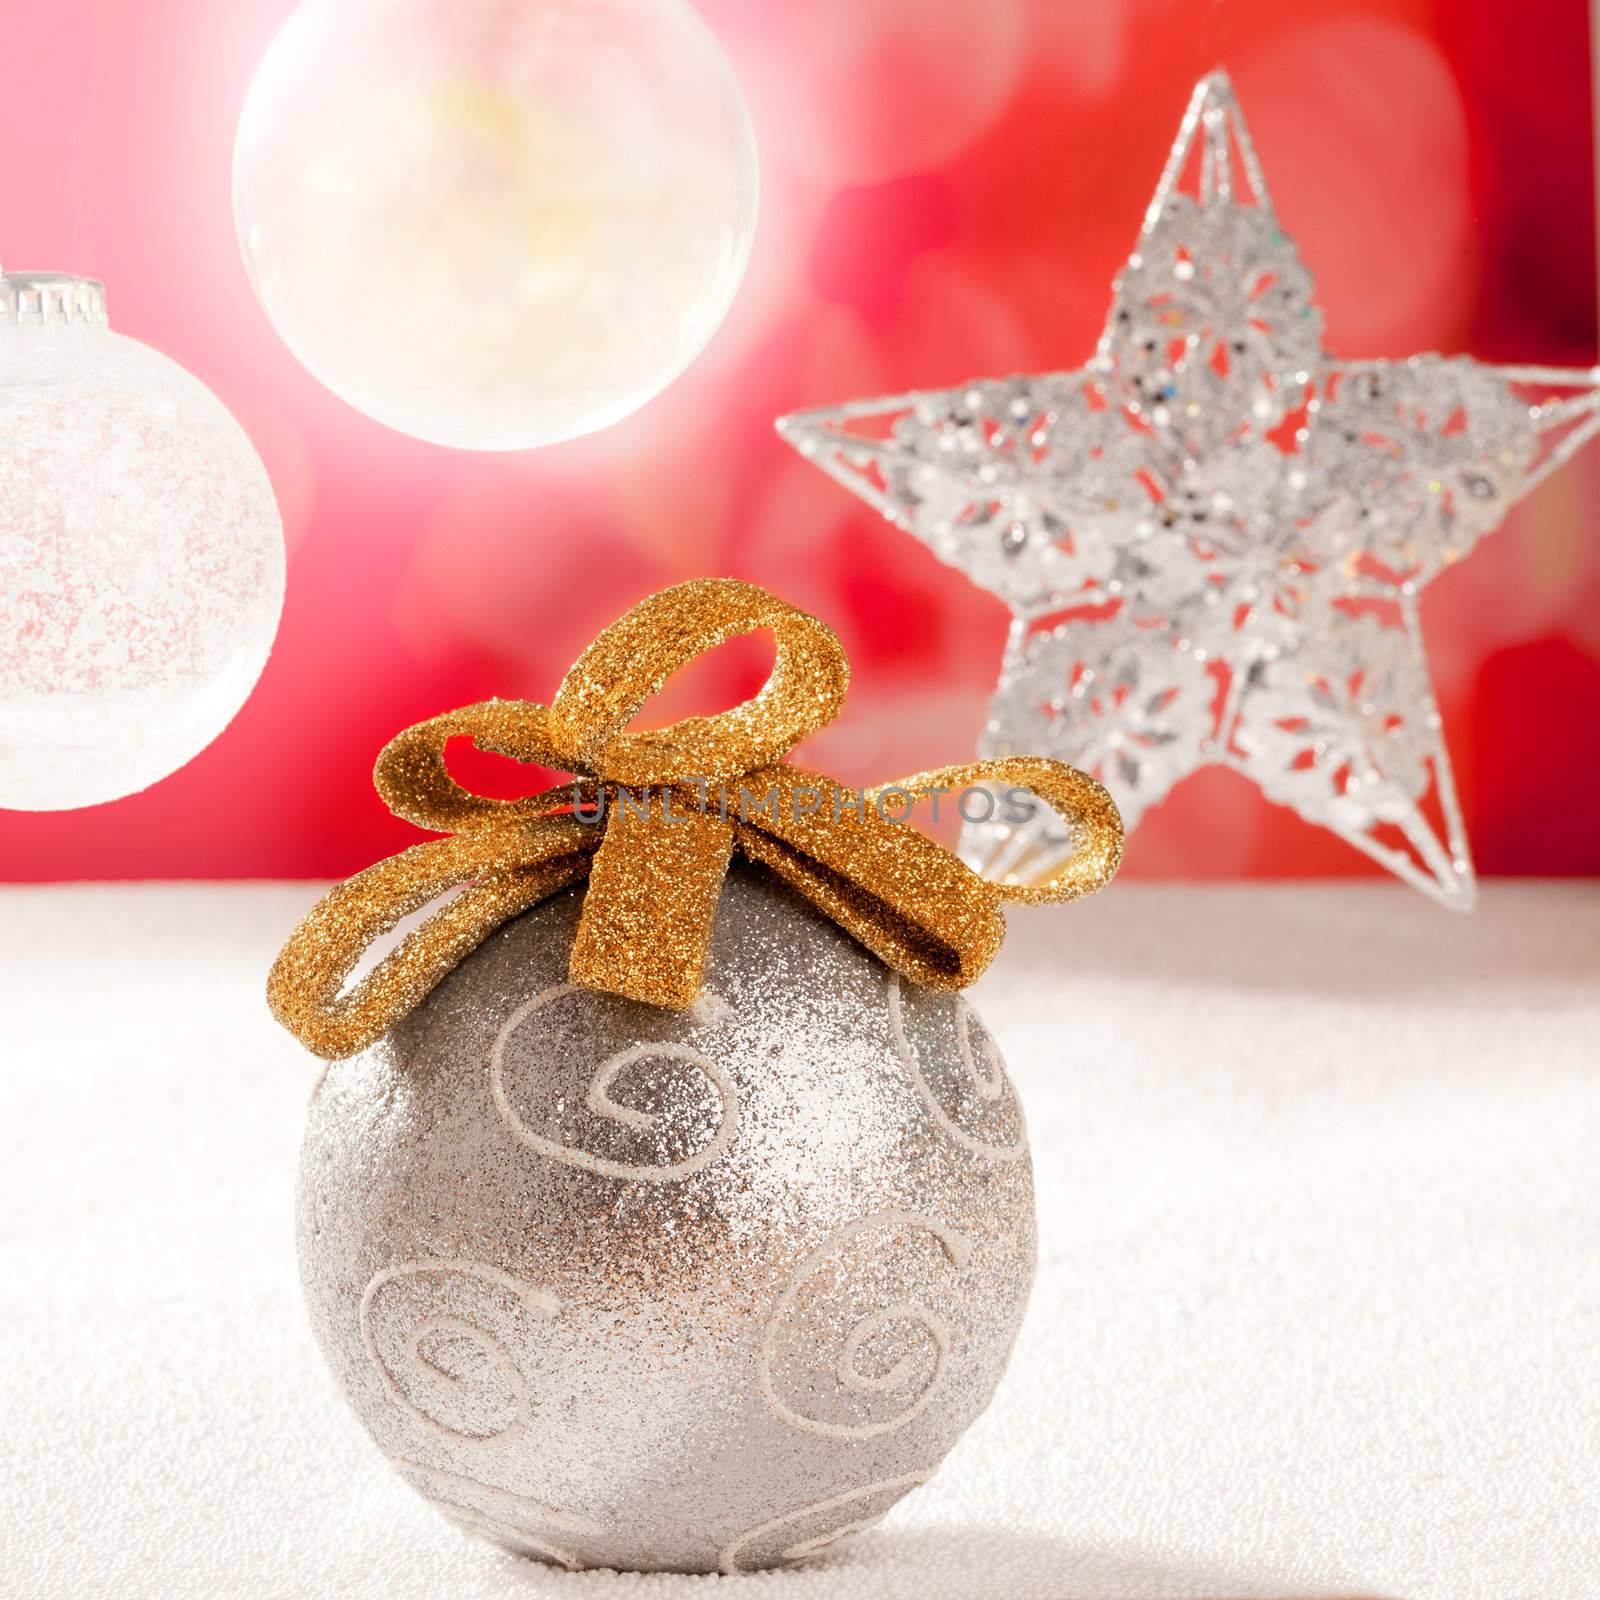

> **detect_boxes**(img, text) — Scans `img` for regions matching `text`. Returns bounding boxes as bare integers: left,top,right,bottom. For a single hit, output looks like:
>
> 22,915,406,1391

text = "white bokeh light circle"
0,275,285,811
233,0,759,452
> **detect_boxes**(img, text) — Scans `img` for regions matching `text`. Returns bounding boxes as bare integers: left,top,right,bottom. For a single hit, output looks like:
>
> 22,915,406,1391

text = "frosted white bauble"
234,0,759,451
0,273,284,812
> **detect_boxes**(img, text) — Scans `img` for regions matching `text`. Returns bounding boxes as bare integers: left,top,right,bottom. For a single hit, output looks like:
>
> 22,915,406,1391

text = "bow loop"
268,579,1123,1060
549,577,849,784
373,701,569,833
872,758,1126,905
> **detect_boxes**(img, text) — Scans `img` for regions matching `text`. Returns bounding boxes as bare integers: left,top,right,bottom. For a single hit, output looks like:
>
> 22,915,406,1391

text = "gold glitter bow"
268,579,1122,1059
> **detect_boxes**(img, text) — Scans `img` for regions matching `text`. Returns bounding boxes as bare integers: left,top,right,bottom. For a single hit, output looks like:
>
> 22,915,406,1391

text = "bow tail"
735,768,1007,993
570,794,737,1008
267,819,599,1060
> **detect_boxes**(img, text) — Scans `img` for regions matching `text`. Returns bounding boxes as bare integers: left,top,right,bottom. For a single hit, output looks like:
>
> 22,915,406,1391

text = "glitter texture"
0,282,284,810
297,866,1037,1573
268,579,1122,1059
777,71,1600,908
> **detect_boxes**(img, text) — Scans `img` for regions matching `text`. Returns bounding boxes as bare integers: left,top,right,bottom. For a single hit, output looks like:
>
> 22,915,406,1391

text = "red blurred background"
1,0,1596,882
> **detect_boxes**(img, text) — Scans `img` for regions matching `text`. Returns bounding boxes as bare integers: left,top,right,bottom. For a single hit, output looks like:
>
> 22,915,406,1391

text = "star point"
779,73,1600,907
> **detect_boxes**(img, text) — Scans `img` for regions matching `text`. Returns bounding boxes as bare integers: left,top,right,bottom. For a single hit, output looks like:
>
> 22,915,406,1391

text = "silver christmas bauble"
297,866,1035,1573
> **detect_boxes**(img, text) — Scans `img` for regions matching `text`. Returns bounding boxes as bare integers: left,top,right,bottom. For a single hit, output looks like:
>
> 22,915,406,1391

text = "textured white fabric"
2,882,1597,1600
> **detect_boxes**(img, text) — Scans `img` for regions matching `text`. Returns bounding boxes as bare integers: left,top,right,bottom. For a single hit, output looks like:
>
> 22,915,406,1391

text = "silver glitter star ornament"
779,72,1600,908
